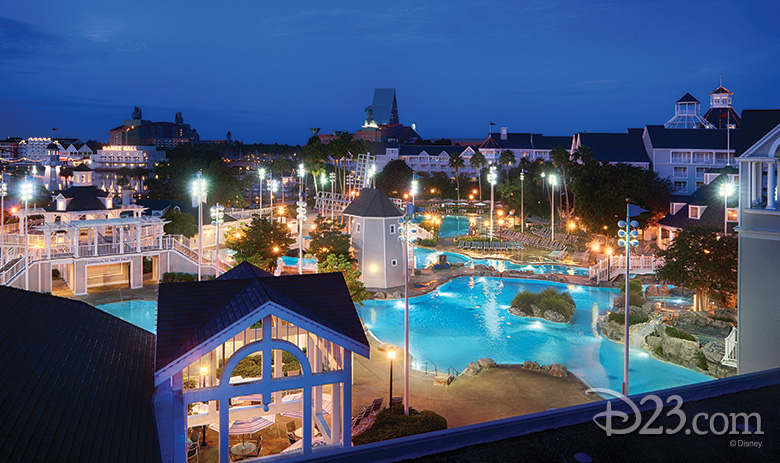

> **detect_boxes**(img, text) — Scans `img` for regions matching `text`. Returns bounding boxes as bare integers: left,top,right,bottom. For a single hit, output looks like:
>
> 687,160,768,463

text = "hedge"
352,405,447,445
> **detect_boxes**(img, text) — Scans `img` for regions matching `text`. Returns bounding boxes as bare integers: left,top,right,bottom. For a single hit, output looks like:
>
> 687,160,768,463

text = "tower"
664,93,715,129
705,85,741,129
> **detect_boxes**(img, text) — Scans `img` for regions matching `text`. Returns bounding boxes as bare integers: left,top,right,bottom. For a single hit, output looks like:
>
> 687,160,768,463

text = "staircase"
589,254,664,282
722,327,738,367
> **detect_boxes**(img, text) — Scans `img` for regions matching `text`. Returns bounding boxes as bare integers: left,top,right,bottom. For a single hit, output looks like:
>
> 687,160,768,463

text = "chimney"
122,189,132,206
500,127,508,140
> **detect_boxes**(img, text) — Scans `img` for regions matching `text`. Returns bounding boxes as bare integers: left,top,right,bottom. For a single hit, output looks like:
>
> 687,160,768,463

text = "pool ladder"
420,359,459,377
118,288,124,306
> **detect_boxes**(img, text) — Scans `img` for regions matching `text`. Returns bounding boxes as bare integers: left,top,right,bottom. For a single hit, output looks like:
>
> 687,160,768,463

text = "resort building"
153,262,370,462
343,188,405,289
736,119,780,374
0,137,23,160
664,93,715,129
571,129,651,168
109,107,199,148
704,85,741,129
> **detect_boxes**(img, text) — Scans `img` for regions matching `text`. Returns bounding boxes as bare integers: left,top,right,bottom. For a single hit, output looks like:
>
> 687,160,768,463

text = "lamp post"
548,175,558,242
720,182,734,235
411,178,418,206
210,203,224,276
199,364,209,446
269,179,278,221
617,206,640,397
1,181,7,269
397,204,417,416
20,178,33,291
297,163,306,275
387,348,396,412
257,167,266,214
329,172,336,220
520,171,525,231
488,166,497,242
191,172,207,281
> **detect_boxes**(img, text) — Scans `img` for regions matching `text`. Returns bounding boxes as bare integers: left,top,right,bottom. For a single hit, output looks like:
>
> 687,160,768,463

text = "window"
389,225,396,234
693,152,713,164
673,166,688,178
689,206,701,219
696,181,705,189
695,167,708,180
355,223,361,233
727,209,738,222
715,152,734,165
673,181,687,193
391,259,398,267
671,152,691,164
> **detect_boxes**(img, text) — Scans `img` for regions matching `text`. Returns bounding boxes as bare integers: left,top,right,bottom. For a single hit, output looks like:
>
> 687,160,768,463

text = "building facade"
109,107,199,148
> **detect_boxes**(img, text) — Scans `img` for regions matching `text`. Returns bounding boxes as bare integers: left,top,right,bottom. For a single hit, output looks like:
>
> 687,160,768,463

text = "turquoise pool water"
280,256,318,267
357,276,712,395
96,300,157,333
438,215,472,238
413,247,588,276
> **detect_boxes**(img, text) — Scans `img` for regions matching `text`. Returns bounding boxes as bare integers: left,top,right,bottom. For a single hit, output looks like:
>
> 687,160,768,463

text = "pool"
96,300,157,333
357,276,712,395
437,215,472,238
280,256,318,267
413,247,588,276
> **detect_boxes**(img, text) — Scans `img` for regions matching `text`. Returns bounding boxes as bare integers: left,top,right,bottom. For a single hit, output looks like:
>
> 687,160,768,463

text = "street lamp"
520,171,525,231
548,175,558,242
191,172,207,281
210,203,224,276
487,166,497,242
397,205,418,415
328,172,336,219
20,178,33,291
720,182,735,235
269,179,279,221
257,167,266,214
411,178,418,206
1,180,7,269
617,208,640,397
387,347,396,412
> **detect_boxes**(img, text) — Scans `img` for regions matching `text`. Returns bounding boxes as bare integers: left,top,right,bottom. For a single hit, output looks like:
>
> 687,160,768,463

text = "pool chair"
368,397,384,414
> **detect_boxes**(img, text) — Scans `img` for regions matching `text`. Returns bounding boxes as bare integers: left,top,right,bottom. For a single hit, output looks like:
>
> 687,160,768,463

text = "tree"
469,151,487,200
497,161,555,220
224,217,294,272
308,215,351,262
448,151,465,202
318,254,370,304
498,150,516,181
59,166,73,189
376,159,413,198
550,146,573,218
302,136,328,196
656,226,737,311
116,167,133,188
163,209,197,238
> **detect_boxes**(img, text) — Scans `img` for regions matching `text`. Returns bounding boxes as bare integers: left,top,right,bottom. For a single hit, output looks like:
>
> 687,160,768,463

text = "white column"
135,224,141,252
45,231,51,260
767,161,777,210
93,227,99,256
119,227,124,253
753,162,762,205
73,230,79,258
158,224,164,249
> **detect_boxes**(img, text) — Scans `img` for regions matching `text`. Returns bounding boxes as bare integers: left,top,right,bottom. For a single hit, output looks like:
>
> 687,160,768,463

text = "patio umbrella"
209,415,274,438
474,202,487,207
281,436,327,454
280,393,333,419
442,202,456,206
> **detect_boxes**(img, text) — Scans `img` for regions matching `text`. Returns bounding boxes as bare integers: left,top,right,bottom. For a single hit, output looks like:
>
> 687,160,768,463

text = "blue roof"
0,287,159,463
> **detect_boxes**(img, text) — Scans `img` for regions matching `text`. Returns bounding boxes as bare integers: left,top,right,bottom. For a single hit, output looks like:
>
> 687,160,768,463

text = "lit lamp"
20,178,34,291
0,181,7,270
269,179,279,220
411,178,419,206
210,203,224,276
387,347,396,412
397,206,418,415
297,165,306,274
720,182,735,235
488,166,497,242
258,167,266,213
548,175,558,242
617,207,640,397
190,172,208,281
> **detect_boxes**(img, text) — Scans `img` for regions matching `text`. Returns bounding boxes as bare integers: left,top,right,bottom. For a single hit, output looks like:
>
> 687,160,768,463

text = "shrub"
607,312,649,326
352,406,447,445
621,278,644,295
537,288,575,319
665,326,697,342
694,351,709,371
216,354,262,379
161,272,197,283
417,238,438,247
709,314,736,324
654,346,665,358
511,290,538,312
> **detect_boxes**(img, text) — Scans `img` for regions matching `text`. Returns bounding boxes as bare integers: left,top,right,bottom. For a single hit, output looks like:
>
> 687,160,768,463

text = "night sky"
1,0,779,145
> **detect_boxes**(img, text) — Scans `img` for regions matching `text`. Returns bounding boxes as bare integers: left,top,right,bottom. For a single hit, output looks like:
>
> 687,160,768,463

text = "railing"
588,254,664,282
722,327,738,367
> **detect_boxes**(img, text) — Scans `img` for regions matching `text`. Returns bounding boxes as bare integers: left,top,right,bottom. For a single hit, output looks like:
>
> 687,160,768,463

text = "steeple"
704,81,741,129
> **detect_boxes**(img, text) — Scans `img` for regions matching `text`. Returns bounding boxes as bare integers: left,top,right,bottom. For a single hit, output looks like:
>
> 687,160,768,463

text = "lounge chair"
368,397,383,414
187,430,200,461
287,421,300,444
390,396,403,409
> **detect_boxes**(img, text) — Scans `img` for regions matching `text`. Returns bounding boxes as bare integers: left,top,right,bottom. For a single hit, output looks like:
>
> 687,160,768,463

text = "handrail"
722,327,738,366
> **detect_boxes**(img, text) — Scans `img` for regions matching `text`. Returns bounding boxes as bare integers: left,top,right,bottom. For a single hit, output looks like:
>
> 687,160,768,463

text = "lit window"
689,206,701,219
727,209,738,222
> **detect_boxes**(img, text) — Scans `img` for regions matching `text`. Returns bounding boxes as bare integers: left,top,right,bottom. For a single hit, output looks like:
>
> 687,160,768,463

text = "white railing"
416,226,434,241
589,254,664,282
722,327,738,367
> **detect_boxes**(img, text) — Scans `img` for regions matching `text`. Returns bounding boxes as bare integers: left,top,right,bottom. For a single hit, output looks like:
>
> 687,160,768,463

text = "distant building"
0,137,22,160
17,136,53,162
90,145,166,194
343,188,405,289
704,86,741,129
109,107,199,148
572,129,651,168
664,93,715,129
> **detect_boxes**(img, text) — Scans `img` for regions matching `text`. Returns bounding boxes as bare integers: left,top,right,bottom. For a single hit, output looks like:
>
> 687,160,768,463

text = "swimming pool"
413,247,588,276
357,276,712,395
96,300,157,333
437,215,472,239
280,256,318,267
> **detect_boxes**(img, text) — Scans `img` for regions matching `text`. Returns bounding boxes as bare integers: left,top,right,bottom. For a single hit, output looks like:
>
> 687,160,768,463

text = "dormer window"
689,206,706,219
57,199,66,211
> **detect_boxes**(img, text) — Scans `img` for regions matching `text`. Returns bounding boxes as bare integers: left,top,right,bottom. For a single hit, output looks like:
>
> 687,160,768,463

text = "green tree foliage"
317,254,370,304
656,226,737,311
568,157,671,234
415,171,457,200
376,159,413,198
308,215,351,262
116,167,134,187
550,146,573,216
497,161,555,220
352,406,447,445
224,217,294,272
163,209,197,238
498,150,516,181
325,132,371,193
448,151,466,201
469,151,487,200
510,287,576,320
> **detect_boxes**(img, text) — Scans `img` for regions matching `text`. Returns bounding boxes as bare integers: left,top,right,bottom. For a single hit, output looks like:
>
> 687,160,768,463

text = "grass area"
607,312,649,326
665,325,697,342
694,351,709,371
352,405,447,445
510,288,576,320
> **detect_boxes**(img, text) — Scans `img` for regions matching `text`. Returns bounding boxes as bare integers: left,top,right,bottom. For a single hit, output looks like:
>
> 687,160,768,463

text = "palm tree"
469,150,487,200
499,150,516,181
448,151,466,202
550,146,572,218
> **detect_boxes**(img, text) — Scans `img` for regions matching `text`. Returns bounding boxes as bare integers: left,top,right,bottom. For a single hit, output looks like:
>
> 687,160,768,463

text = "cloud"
0,17,58,60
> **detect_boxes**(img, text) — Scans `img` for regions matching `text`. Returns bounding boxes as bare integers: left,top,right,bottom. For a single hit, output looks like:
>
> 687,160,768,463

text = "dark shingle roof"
677,92,700,103
343,188,403,218
156,266,370,372
710,86,732,95
658,174,737,231
74,163,92,171
0,287,159,463
704,107,741,129
219,260,274,279
399,145,465,157
733,110,780,156
645,125,729,149
577,131,649,164
44,186,113,212
533,135,572,150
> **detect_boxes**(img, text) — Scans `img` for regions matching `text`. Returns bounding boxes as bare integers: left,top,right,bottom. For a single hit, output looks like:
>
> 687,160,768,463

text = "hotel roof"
644,125,729,149
0,287,158,463
343,188,404,218
576,130,650,164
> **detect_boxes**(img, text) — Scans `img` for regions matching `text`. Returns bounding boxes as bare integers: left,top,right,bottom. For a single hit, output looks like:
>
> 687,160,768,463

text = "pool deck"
352,330,599,429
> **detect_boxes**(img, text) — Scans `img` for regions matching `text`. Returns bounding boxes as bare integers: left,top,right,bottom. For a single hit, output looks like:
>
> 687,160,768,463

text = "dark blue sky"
1,0,779,145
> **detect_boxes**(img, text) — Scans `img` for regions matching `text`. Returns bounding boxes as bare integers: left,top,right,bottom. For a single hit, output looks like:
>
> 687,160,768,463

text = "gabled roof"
710,86,733,95
44,186,113,212
74,163,93,171
733,110,780,156
343,188,403,218
644,125,729,149
219,260,274,279
677,93,700,103
658,174,737,231
479,136,503,150
0,287,159,463
704,107,741,129
155,265,370,377
399,145,465,157
576,130,650,164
